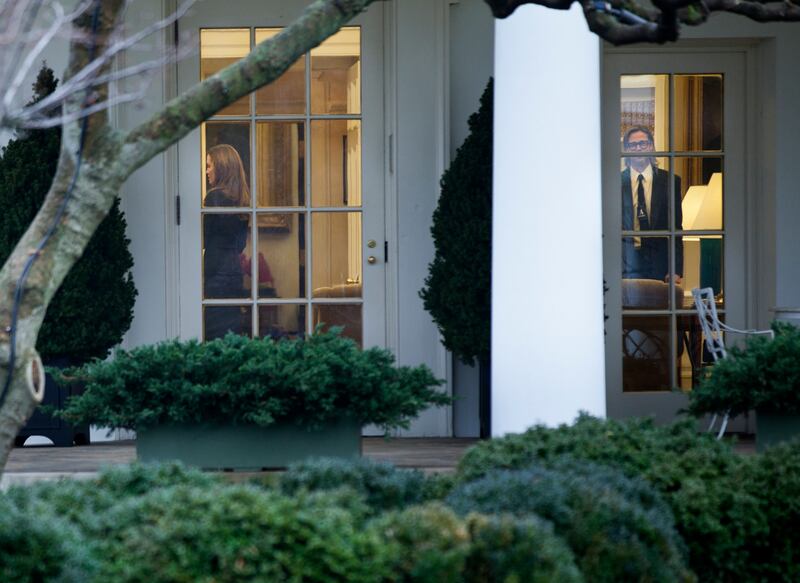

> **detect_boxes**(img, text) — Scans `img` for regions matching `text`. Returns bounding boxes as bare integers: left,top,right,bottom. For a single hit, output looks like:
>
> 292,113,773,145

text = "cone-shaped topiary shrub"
0,64,136,364
420,80,492,365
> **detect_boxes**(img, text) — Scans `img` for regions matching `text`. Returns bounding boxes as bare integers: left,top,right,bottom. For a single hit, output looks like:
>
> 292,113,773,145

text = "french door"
176,0,385,348
602,50,747,422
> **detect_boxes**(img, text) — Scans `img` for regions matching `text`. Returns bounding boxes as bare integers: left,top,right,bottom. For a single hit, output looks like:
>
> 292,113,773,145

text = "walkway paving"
1,437,479,489
1,434,757,490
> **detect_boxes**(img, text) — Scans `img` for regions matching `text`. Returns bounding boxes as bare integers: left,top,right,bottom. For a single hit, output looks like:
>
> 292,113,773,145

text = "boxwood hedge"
448,461,691,583
456,414,765,582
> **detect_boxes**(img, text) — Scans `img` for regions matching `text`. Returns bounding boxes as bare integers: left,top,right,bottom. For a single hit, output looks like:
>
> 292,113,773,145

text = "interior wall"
678,17,800,327
448,0,495,437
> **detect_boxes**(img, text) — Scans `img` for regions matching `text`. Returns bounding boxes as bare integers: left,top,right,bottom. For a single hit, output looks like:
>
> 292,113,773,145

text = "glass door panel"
605,50,744,416
258,304,306,339
190,24,368,345
311,120,362,207
255,121,304,208
311,28,361,115
179,3,383,351
622,315,672,392
200,29,250,117
313,304,362,346
255,213,305,299
675,157,723,231
311,212,362,298
254,28,306,115
673,75,723,152
204,305,252,340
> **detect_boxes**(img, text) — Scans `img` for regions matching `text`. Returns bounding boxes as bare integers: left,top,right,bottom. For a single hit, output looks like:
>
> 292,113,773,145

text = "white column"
492,4,605,435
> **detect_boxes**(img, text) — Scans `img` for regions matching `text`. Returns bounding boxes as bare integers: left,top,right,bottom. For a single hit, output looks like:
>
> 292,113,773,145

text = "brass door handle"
367,256,377,264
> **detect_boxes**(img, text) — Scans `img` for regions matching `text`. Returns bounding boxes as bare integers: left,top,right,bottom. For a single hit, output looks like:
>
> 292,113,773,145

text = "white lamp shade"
682,172,722,231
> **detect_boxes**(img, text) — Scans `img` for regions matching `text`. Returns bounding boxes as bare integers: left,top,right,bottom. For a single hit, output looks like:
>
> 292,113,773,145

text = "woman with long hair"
205,144,251,207
203,145,250,334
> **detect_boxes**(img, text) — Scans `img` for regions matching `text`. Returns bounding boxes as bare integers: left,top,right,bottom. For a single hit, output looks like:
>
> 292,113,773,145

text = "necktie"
636,174,650,231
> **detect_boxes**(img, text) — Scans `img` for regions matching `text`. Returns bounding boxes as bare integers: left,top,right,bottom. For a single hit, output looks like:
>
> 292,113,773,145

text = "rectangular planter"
137,419,362,470
756,412,800,452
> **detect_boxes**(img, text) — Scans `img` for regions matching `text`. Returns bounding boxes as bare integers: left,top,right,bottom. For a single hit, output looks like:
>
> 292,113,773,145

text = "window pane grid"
620,73,725,391
201,26,363,342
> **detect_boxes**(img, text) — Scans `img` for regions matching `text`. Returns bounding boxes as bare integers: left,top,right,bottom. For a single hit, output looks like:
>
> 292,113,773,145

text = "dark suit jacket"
622,166,683,280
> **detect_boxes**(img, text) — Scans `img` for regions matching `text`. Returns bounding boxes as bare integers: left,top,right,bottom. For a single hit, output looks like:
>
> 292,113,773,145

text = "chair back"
692,287,727,362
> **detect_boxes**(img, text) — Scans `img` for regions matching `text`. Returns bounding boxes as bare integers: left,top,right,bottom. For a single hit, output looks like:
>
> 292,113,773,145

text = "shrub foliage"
0,496,95,583
370,503,471,583
448,462,691,583
280,457,445,513
95,485,387,583
1,463,587,583
464,513,583,583
0,65,136,364
456,414,763,582
742,438,800,582
57,331,449,432
688,321,800,417
420,80,492,364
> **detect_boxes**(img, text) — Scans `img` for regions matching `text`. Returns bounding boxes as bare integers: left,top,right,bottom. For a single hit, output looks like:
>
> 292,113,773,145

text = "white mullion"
668,74,677,388
305,48,313,335
247,27,258,337
253,113,361,122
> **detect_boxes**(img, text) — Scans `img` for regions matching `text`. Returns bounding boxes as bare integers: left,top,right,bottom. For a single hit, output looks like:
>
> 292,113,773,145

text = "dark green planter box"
757,412,800,451
136,419,362,470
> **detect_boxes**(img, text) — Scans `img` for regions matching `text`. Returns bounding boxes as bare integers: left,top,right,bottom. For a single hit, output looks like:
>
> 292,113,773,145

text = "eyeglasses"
625,139,654,151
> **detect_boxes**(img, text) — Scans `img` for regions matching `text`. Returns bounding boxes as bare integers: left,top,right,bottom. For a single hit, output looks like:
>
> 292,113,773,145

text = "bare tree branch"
485,0,800,44
3,1,65,110
19,87,149,129
1,0,195,128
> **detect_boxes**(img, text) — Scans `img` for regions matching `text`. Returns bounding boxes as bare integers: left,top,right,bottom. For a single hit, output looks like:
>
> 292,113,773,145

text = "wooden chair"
691,287,774,438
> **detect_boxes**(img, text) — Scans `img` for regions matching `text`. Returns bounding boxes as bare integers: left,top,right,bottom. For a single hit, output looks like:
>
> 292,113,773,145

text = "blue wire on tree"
0,2,102,410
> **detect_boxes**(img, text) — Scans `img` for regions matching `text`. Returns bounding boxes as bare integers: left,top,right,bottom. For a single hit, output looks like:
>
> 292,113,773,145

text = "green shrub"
742,438,800,582
447,462,691,583
57,331,449,432
280,457,450,513
0,65,136,364
0,495,95,582
6,462,218,534
689,322,800,417
420,80,492,364
456,415,759,582
94,484,389,582
464,513,583,583
369,503,471,582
